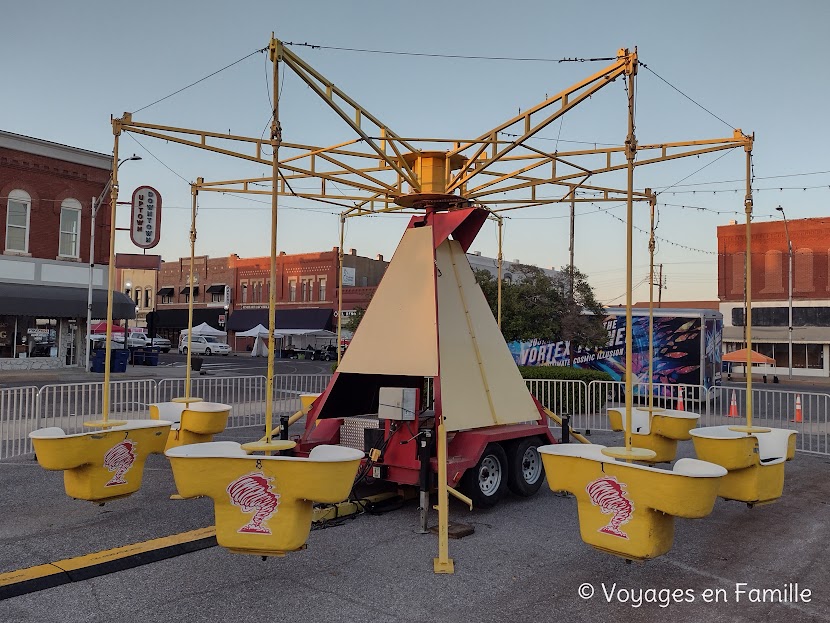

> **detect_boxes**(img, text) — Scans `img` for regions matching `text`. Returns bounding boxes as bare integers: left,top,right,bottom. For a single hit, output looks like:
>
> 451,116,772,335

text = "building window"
184,293,190,304
211,292,222,303
162,294,172,304
144,289,151,308
58,198,82,258
5,189,31,253
301,280,308,302
134,289,140,307
319,278,326,301
242,283,248,303
289,280,297,302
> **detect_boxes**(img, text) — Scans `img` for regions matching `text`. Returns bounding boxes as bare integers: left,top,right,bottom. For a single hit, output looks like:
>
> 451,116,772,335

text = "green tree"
474,264,607,358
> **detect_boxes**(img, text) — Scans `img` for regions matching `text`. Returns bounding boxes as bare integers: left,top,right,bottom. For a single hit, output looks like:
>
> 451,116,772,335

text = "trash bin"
132,348,146,366
190,357,204,373
91,349,106,373
144,347,160,366
112,349,130,373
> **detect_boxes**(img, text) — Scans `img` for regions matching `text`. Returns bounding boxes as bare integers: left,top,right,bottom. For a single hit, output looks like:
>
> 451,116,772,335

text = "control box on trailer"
378,387,417,421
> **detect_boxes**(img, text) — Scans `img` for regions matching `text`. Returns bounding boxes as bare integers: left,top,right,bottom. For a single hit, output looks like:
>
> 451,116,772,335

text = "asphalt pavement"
1,428,828,622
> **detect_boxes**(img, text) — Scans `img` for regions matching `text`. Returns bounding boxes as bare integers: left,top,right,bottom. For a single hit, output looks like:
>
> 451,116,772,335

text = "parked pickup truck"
115,331,172,352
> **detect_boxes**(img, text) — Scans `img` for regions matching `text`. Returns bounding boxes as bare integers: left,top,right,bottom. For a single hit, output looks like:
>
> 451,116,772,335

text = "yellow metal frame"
99,36,755,571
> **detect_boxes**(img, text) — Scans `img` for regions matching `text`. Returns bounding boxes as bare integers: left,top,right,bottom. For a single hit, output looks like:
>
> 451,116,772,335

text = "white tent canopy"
236,324,269,338
276,329,336,338
181,322,227,337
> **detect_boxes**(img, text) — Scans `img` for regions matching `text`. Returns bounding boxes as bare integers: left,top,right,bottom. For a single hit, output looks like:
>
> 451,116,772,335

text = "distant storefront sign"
224,285,232,307
341,266,356,287
130,186,162,249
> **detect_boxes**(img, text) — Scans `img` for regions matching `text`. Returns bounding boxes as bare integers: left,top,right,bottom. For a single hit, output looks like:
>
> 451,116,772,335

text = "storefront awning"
180,286,199,295
0,283,136,319
146,308,225,330
226,308,333,333
157,287,174,297
206,284,225,294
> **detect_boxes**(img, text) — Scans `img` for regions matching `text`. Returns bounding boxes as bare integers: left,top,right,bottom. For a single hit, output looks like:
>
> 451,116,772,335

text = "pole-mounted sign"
130,186,162,249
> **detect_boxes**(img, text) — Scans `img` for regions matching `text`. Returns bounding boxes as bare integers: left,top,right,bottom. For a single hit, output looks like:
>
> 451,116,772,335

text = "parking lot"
1,426,828,622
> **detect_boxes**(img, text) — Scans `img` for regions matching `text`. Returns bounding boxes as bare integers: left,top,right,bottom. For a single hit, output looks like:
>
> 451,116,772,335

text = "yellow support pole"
88,119,126,428
648,191,656,412
337,213,345,365
264,35,281,446
433,421,454,574
600,49,654,462
184,181,199,399
497,217,503,329
730,136,765,434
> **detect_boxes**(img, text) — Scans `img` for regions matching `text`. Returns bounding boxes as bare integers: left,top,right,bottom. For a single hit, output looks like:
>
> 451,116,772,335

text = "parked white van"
179,335,232,356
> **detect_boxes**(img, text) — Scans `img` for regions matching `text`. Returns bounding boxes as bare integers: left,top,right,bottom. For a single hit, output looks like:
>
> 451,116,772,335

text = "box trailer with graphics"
509,308,723,398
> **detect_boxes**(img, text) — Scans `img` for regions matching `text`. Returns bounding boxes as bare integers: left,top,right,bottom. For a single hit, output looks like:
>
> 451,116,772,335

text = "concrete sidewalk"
1,429,828,622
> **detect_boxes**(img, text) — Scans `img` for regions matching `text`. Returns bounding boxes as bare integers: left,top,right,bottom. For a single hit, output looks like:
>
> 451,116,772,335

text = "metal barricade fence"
37,380,156,434
705,386,829,455
272,374,332,424
525,380,589,430
157,376,268,429
0,386,39,459
585,381,707,432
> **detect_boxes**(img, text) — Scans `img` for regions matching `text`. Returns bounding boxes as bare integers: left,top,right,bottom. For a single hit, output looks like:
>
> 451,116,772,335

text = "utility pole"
652,263,664,307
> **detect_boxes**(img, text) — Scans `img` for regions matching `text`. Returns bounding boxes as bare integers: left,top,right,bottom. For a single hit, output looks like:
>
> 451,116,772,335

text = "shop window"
5,189,31,253
807,344,824,369
59,198,82,258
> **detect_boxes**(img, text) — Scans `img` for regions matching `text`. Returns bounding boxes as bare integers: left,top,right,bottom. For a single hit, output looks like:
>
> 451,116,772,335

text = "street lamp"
85,155,141,371
776,205,793,380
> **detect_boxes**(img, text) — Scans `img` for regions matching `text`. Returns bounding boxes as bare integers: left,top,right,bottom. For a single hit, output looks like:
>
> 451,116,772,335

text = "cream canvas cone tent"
304,207,541,432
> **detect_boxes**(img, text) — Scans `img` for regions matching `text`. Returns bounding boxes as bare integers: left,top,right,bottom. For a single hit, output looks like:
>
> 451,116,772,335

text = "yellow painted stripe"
0,527,216,587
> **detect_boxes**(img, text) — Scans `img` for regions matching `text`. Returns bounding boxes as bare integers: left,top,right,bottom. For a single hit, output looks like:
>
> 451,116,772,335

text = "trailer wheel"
505,437,545,497
461,443,508,509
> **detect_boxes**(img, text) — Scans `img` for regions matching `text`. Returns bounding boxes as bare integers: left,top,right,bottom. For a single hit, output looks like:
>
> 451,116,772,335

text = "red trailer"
293,207,557,511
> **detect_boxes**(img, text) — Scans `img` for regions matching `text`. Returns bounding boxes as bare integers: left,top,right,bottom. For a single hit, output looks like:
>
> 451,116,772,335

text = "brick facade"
0,139,111,264
717,217,830,302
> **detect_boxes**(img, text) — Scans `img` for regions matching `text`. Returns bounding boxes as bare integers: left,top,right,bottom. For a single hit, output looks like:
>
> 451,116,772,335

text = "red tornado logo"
103,440,137,486
586,476,633,539
227,472,280,534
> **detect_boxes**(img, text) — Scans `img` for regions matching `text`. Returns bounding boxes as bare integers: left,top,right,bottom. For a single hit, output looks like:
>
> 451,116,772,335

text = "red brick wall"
717,217,830,301
157,255,235,310
0,146,111,264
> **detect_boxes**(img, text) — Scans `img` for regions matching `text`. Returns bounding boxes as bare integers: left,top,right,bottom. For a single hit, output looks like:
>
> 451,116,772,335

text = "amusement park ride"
29,36,796,571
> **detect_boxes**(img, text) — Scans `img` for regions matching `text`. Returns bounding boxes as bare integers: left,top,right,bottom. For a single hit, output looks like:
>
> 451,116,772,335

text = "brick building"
717,216,830,377
0,130,134,369
146,249,389,350
149,255,236,341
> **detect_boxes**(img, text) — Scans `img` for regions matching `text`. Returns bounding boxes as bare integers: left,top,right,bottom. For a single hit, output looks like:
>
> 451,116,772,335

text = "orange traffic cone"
675,386,685,411
792,394,803,423
728,390,739,418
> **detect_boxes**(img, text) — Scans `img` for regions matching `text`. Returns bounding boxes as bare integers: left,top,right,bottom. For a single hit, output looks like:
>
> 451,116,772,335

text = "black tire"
460,443,508,509
204,348,211,356
505,437,545,497
182,347,188,355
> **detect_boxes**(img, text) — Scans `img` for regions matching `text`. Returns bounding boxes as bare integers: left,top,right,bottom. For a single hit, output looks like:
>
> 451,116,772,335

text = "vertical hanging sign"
130,186,162,249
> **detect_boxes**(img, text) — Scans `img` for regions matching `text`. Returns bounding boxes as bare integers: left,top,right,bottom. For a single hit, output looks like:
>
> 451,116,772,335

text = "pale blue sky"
4,0,828,302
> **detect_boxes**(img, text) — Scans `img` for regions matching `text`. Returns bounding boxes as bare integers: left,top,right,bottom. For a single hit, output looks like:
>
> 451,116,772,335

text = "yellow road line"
0,527,216,599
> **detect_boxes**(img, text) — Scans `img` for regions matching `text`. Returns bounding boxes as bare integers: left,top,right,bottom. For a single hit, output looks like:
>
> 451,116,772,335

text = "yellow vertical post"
264,34,281,446
337,213,345,365
433,421,454,574
623,53,637,455
184,180,200,399
497,217,503,328
100,122,120,426
743,139,754,429
648,191,656,412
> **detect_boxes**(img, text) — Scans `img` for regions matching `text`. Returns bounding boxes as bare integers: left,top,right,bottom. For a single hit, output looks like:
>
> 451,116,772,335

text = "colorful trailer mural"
509,308,723,395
